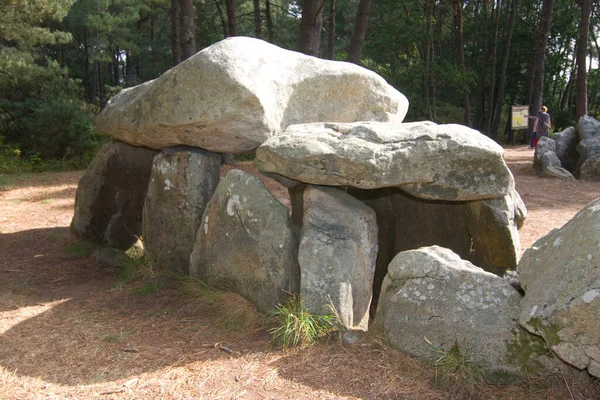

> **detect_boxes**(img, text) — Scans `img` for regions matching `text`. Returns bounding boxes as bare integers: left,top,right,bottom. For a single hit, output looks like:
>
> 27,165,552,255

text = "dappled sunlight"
0,299,69,335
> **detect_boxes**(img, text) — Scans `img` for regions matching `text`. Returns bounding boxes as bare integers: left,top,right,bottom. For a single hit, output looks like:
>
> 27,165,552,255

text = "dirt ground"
0,145,599,400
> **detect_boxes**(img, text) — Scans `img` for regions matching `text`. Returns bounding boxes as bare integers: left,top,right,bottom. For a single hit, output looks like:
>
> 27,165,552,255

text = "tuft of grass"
131,280,164,296
112,251,154,289
268,297,337,348
65,241,95,257
425,337,484,394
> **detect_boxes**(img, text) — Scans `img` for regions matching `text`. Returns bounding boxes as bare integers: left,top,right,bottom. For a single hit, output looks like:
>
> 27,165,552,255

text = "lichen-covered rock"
256,121,514,201
576,115,600,142
96,37,408,153
374,246,526,382
298,186,378,330
71,140,157,249
189,169,299,313
576,135,600,168
143,147,221,274
580,154,600,181
534,137,575,180
552,127,579,173
465,189,523,268
518,199,600,378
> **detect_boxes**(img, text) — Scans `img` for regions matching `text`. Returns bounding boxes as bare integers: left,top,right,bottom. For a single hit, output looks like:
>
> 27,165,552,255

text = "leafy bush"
268,297,337,348
0,97,103,160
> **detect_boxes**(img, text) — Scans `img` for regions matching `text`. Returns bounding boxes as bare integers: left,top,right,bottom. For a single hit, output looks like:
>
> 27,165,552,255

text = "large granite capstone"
255,121,514,201
96,37,408,153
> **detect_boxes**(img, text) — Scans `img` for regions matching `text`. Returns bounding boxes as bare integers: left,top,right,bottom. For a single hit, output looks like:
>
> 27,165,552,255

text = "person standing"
530,106,551,148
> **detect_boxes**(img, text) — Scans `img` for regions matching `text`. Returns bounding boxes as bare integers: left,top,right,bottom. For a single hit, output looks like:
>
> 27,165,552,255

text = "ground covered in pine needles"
1,145,599,400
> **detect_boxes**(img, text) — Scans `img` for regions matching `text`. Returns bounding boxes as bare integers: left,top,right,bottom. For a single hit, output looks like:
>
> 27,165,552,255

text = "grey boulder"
465,189,524,268
256,121,514,201
298,186,378,330
576,115,600,141
518,199,600,378
189,169,299,313
580,154,600,181
552,126,579,173
96,37,408,153
143,147,221,274
374,246,526,382
71,141,157,249
534,137,575,180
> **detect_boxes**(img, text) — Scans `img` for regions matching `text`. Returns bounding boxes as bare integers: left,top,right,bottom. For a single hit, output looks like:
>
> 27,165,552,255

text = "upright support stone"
189,170,300,313
71,140,157,249
299,186,378,330
143,147,221,274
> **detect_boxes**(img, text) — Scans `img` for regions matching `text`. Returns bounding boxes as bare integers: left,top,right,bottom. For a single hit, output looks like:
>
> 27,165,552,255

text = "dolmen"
535,115,600,180
70,37,600,383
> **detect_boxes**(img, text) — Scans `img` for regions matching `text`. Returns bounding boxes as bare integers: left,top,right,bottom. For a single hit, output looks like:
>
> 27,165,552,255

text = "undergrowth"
425,337,485,396
268,297,337,348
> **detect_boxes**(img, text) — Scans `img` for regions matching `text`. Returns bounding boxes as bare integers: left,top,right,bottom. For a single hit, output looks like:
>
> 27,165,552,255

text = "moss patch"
528,317,561,346
507,327,551,374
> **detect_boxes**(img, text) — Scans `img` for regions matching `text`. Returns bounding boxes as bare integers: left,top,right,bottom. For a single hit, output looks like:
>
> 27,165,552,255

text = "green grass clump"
426,337,484,393
65,241,95,257
268,297,337,349
131,280,164,296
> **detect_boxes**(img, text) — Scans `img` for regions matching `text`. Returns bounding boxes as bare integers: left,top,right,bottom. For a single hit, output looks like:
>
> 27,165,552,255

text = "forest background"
0,0,598,170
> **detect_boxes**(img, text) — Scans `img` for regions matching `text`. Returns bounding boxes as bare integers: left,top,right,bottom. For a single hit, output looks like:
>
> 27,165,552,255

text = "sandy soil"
0,145,599,400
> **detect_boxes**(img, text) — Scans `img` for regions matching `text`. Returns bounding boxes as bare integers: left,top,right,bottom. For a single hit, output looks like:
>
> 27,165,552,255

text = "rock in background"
374,246,525,382
552,126,579,174
298,186,378,330
533,137,575,180
96,37,409,153
71,140,157,249
518,199,600,378
143,147,221,274
580,154,600,181
189,169,299,313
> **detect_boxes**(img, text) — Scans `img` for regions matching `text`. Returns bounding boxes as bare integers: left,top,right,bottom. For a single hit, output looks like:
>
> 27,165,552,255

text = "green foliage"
425,337,484,391
65,240,95,257
0,96,102,160
268,297,337,348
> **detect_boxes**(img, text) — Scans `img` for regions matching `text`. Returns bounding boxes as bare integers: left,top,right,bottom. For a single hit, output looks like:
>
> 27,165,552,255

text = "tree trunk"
179,0,196,60
298,0,326,56
422,0,435,121
526,0,555,143
474,0,488,130
327,0,336,60
213,0,229,38
491,0,517,139
225,0,238,37
253,0,262,39
171,0,182,65
347,0,372,64
453,0,471,127
265,0,274,43
83,29,92,103
576,0,590,120
484,0,501,134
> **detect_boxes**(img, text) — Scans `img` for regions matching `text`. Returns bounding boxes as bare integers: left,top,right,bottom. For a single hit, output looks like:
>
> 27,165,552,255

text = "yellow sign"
511,106,529,129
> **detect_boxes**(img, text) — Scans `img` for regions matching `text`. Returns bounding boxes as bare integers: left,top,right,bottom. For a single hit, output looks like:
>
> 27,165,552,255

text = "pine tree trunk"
253,0,262,39
266,0,274,43
474,0,488,130
484,0,501,134
347,0,372,64
213,0,229,38
327,0,336,60
491,0,517,139
179,0,196,60
171,0,182,65
453,0,471,127
576,0,590,120
298,0,326,56
225,0,238,36
527,0,555,143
